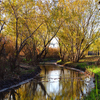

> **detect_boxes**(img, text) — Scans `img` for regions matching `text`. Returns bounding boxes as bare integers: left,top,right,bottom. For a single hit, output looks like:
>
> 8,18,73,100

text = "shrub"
45,47,60,59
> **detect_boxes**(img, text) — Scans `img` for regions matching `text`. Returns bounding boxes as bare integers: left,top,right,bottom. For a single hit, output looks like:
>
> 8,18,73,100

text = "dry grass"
79,55,100,63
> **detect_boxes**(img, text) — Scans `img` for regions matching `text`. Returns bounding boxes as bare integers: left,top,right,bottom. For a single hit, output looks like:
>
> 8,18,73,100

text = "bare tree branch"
0,21,5,33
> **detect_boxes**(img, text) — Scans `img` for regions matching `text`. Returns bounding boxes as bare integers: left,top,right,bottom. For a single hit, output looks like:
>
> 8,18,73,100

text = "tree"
0,1,7,56
58,0,100,62
2,0,43,70
89,38,100,55
2,0,65,68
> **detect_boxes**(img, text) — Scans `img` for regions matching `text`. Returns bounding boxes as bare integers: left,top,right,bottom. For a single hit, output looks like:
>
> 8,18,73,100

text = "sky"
49,37,59,48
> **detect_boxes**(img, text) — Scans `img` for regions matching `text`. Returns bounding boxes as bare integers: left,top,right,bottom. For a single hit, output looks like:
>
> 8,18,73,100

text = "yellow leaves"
1,0,99,54
66,0,89,16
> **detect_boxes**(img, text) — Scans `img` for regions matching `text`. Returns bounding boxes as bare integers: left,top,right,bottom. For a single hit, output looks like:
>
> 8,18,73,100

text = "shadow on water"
0,89,20,100
0,65,94,100
0,92,4,100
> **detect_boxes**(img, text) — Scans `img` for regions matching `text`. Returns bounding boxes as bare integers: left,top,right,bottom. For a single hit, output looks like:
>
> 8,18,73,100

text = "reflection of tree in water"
0,92,4,100
55,69,84,100
61,67,64,75
17,67,86,100
43,65,47,75
7,74,52,100
0,66,91,100
9,89,20,100
34,75,53,100
42,65,50,77
0,89,20,100
39,66,85,100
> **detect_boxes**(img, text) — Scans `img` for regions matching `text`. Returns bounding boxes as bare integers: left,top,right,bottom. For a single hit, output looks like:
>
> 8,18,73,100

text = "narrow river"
0,65,94,100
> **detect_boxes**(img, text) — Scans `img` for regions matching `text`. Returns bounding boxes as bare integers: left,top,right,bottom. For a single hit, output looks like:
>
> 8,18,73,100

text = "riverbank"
57,55,100,100
0,64,41,92
0,55,99,99
0,58,58,93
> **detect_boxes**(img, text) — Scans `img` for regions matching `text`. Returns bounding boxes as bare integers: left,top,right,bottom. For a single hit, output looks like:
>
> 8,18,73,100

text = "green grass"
84,77,100,100
84,65,100,100
84,89,100,100
76,62,87,68
87,66,100,76
77,63,100,100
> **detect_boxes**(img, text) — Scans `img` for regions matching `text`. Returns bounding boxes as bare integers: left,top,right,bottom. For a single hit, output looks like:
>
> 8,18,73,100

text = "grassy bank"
84,65,100,100
57,55,100,100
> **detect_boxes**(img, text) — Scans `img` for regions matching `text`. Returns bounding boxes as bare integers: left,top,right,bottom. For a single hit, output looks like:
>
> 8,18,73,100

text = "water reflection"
0,65,94,100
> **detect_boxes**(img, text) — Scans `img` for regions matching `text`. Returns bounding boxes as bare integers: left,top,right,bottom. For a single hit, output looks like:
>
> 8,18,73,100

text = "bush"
45,47,60,59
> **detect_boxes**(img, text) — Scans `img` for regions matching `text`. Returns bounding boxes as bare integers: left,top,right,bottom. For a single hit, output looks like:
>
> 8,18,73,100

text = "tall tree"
58,0,100,62
2,0,43,70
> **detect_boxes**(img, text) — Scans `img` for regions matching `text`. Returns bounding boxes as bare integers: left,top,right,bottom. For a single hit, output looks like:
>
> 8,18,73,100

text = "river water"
0,65,94,100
